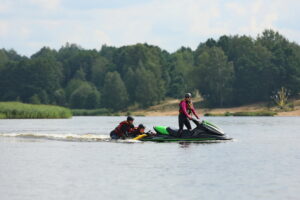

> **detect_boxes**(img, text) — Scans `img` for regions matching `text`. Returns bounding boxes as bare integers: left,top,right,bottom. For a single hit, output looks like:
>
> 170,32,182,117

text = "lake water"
0,116,299,200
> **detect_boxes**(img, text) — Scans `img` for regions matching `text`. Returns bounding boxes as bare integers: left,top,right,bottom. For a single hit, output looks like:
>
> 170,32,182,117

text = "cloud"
0,20,8,35
28,0,62,10
0,0,299,56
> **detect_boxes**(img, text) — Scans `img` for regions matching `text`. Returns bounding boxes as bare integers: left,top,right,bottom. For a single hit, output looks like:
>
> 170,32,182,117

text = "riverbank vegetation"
0,102,72,119
0,29,300,112
72,108,112,116
204,111,277,117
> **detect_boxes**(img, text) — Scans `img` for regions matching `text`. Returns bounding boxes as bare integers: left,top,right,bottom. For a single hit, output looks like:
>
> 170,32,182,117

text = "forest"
0,29,300,111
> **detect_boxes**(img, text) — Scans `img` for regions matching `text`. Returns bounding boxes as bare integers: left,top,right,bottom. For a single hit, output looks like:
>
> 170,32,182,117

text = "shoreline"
129,109,300,117
127,99,300,117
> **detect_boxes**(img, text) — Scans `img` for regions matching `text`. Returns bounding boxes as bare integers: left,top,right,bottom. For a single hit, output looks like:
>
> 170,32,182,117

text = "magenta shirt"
179,100,199,119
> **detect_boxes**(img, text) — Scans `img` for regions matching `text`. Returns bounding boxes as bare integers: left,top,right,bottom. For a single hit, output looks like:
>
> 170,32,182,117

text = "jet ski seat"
166,127,179,136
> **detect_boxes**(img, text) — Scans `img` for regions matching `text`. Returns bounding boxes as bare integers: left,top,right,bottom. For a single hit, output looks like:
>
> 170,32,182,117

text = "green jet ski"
134,119,231,142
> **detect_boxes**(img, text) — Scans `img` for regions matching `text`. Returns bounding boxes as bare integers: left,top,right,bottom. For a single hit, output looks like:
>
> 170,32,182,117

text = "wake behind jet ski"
134,119,231,142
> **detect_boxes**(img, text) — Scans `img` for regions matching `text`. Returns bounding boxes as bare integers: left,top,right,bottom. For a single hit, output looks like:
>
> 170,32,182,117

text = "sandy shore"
130,99,300,116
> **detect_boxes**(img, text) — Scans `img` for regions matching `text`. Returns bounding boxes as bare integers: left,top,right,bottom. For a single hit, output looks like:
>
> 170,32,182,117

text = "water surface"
0,116,299,200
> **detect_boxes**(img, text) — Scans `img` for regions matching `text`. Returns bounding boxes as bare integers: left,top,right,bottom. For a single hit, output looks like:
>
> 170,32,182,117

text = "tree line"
0,29,300,110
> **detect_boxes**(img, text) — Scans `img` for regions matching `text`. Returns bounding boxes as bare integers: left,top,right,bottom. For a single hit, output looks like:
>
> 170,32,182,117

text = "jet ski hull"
139,120,231,142
140,136,231,142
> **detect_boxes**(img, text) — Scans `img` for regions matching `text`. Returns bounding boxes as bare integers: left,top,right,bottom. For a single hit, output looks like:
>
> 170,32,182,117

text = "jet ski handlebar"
191,118,202,126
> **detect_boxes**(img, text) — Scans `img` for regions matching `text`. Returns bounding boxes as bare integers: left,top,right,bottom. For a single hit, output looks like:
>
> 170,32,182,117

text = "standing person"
178,93,199,136
110,116,134,139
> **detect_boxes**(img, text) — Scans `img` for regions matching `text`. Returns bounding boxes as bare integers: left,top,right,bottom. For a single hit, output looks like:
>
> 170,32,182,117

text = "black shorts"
178,113,192,130
110,131,120,139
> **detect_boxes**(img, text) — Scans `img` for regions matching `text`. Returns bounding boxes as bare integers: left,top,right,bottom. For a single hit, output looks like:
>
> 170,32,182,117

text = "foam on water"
0,133,232,144
0,133,141,143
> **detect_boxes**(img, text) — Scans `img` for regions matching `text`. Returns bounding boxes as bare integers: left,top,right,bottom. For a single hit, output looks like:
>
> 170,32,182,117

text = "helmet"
127,116,134,121
138,124,146,129
185,93,192,98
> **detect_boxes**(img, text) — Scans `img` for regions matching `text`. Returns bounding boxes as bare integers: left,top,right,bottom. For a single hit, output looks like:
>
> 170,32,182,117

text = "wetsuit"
110,121,134,139
178,100,199,134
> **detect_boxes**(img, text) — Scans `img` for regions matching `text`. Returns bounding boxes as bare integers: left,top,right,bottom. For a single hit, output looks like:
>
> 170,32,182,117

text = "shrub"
0,102,72,119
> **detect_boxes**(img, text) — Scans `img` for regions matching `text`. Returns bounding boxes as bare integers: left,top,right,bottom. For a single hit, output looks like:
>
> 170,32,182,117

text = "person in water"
178,93,199,136
110,116,135,139
128,124,146,138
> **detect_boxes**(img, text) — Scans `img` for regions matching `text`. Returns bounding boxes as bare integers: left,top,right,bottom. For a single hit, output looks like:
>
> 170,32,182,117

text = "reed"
72,108,111,116
204,111,277,117
0,102,72,119
232,111,276,116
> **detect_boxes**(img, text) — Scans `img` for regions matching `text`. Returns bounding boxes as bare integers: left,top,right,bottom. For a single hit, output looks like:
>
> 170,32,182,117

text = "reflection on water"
178,141,229,148
179,142,192,148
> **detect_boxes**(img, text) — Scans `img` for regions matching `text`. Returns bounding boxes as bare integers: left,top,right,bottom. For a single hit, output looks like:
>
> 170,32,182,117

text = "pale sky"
0,0,299,56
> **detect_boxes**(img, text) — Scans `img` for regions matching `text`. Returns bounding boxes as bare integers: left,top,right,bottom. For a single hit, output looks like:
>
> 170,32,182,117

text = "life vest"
114,121,132,136
179,99,193,115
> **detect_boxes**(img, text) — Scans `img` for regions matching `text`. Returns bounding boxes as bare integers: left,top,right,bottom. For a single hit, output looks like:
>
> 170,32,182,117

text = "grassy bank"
72,109,147,116
0,102,72,119
204,111,277,117
71,98,300,117
72,108,115,116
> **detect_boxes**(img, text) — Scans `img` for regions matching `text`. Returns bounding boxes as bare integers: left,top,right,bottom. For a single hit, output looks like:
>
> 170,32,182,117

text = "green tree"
54,89,66,106
257,30,300,96
0,55,62,103
29,94,41,104
124,67,136,103
0,50,9,68
38,90,49,104
1,29,300,110
65,79,84,102
194,47,234,107
102,71,129,110
170,47,194,92
91,57,110,88
69,82,100,109
85,89,101,109
73,67,86,80
169,76,186,99
134,67,159,107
